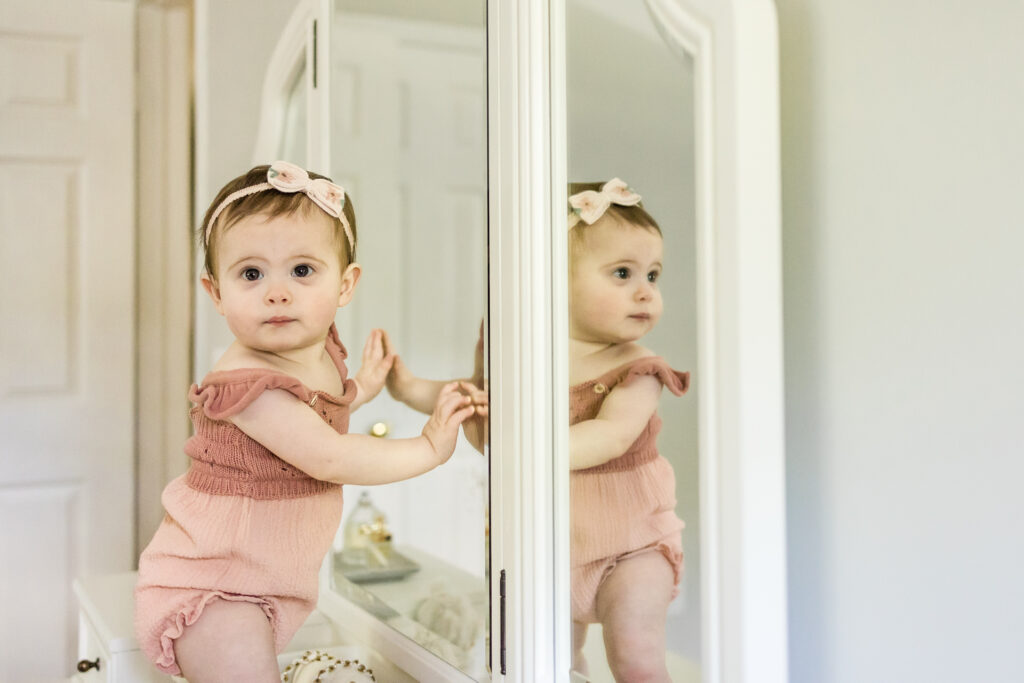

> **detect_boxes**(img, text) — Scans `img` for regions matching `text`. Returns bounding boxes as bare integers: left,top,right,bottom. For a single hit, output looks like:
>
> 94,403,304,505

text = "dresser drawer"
75,610,111,682
73,573,174,683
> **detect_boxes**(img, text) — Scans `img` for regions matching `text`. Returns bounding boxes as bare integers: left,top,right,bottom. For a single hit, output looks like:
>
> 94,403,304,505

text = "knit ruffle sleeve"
188,370,313,421
616,356,690,396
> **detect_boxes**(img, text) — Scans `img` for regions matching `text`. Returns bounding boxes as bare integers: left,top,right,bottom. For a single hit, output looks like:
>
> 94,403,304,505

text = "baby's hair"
199,164,358,278
568,181,661,259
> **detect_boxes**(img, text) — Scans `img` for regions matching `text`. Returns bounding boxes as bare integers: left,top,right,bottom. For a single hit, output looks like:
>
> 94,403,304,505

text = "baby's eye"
613,267,630,279
241,267,262,281
647,270,660,283
292,263,314,278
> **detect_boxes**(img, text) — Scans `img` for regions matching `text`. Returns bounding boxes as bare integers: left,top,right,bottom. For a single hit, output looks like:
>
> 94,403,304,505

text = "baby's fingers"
436,381,464,401
436,387,471,419
381,329,402,357
451,403,477,425
362,329,384,359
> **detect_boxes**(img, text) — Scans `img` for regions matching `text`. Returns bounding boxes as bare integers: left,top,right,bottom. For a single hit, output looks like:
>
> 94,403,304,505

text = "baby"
134,161,475,682
567,179,690,682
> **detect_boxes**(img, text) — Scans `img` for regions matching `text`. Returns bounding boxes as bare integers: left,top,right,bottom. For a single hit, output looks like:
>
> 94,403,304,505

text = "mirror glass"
325,2,489,680
566,1,699,681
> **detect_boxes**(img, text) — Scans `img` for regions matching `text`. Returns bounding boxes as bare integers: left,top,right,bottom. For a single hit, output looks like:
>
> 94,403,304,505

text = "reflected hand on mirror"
460,387,488,454
470,319,485,388
421,382,477,466
351,328,396,411
383,328,488,453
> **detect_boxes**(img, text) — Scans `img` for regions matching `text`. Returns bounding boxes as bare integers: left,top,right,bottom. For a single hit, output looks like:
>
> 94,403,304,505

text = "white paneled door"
0,1,135,680
328,15,488,577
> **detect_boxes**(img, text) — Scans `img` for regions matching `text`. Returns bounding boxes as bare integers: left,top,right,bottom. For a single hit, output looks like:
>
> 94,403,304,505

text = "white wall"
778,2,1024,682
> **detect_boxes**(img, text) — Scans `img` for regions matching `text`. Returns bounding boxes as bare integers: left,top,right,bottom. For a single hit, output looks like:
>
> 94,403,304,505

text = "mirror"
325,2,489,680
566,0,699,680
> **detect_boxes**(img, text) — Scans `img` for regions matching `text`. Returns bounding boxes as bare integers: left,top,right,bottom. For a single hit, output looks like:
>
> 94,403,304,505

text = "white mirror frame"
490,0,788,681
248,1,785,680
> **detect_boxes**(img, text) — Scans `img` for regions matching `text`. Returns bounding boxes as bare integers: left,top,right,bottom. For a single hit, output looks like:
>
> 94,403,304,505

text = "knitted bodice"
183,325,356,499
569,356,689,473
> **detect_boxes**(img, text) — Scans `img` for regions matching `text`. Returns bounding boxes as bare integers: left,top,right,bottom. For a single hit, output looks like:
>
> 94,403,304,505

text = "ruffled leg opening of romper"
148,590,279,676
651,540,685,600
603,536,684,595
572,537,685,624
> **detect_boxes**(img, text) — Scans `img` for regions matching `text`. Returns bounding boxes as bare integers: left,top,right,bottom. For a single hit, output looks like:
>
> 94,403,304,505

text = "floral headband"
567,178,642,229
204,160,354,251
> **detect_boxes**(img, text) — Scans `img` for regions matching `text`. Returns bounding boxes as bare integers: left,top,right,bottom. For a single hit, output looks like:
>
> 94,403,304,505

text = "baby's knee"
606,631,667,682
607,648,666,683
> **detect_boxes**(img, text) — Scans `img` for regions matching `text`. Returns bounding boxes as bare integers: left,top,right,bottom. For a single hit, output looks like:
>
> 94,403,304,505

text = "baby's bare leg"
572,621,590,675
174,599,279,683
594,551,675,683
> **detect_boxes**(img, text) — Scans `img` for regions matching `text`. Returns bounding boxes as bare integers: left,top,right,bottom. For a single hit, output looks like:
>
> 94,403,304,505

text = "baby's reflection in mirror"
567,179,690,683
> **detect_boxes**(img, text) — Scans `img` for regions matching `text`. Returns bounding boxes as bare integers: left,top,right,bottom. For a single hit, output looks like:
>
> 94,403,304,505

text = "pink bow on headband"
568,178,642,227
267,161,346,218
204,160,354,250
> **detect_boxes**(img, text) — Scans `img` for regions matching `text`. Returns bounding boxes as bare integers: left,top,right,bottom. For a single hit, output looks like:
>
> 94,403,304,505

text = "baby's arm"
385,328,484,414
350,328,395,411
230,383,476,485
570,375,662,470
386,354,449,414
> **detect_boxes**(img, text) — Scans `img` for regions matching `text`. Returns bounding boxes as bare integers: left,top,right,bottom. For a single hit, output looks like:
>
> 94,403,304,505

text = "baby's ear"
338,262,362,307
200,274,225,314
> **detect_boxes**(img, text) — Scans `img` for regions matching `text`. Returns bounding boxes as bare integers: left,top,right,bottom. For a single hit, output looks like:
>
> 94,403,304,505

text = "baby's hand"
421,382,476,465
353,329,395,408
385,351,416,404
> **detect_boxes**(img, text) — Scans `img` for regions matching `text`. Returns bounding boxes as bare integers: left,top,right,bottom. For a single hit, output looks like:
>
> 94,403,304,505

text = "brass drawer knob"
77,657,101,672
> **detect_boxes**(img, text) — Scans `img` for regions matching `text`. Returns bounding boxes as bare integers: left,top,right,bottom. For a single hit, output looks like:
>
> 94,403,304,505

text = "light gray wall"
778,2,1024,681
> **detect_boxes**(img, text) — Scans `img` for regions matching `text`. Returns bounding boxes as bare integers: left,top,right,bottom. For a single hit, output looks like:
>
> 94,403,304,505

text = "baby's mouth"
265,316,296,325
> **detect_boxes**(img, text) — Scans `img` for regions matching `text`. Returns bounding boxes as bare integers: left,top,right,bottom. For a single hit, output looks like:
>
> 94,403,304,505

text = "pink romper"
134,326,353,675
570,356,690,623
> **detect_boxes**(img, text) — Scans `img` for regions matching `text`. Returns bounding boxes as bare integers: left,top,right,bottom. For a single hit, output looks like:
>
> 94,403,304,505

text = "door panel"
0,1,135,679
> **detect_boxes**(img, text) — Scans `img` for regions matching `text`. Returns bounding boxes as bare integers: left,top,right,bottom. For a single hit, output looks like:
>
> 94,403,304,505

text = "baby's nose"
265,283,291,304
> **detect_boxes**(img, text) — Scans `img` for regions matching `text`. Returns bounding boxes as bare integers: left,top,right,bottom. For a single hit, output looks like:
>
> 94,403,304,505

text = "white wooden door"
329,15,488,576
0,1,135,680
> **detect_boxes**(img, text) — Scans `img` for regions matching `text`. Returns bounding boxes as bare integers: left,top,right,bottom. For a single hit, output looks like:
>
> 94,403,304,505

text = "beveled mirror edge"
550,0,571,679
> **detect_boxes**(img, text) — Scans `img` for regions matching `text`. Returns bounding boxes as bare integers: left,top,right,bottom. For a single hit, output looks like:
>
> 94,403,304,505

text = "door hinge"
500,568,507,675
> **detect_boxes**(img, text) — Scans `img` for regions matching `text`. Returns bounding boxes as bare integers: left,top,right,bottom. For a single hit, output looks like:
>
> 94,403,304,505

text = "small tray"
334,547,421,583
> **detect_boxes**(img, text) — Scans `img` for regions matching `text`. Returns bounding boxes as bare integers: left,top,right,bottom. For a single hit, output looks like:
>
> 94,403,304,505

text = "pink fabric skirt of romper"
570,454,684,624
134,475,344,676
